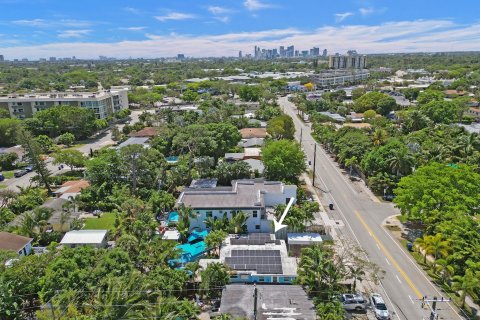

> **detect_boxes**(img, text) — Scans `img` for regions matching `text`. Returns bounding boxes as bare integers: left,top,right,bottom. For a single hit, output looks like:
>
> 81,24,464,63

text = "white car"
371,293,390,319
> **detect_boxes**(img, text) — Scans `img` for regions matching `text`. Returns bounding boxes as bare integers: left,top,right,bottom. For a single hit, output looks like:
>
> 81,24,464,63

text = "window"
285,197,291,204
255,225,260,230
17,108,24,113
258,276,265,282
261,214,266,219
206,211,213,218
252,212,258,218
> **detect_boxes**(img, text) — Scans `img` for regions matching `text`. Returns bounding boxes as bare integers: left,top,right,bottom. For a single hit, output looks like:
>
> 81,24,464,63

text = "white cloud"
124,7,141,15
58,29,92,38
208,6,231,15
155,12,196,22
335,12,354,23
11,18,93,28
359,7,386,16
244,0,272,11
120,26,146,31
3,20,480,59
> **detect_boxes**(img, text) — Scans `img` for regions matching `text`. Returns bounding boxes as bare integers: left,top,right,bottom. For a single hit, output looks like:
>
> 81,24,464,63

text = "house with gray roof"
177,179,296,233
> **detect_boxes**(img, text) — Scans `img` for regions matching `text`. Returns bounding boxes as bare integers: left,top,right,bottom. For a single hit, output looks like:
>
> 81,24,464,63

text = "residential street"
278,96,463,320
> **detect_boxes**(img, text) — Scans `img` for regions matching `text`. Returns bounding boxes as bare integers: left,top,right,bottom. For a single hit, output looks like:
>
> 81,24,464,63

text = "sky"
1,0,480,59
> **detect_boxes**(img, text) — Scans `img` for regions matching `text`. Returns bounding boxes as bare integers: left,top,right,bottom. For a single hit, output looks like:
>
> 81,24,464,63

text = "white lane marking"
376,243,381,250
408,295,415,305
385,258,391,265
369,231,373,237
380,223,463,319
396,275,402,284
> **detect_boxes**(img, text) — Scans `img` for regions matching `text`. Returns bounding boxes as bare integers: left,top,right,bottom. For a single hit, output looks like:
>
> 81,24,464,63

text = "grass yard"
83,212,116,231
2,170,16,179
0,184,7,189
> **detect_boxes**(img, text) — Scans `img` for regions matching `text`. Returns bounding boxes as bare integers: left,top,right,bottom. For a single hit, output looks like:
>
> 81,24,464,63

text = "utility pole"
312,143,317,187
421,296,451,320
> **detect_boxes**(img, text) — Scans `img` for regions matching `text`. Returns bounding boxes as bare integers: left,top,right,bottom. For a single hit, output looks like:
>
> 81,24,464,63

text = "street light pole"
313,143,317,187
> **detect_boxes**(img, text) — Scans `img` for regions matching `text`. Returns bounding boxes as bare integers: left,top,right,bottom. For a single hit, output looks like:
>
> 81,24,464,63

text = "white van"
340,293,368,311
371,293,390,319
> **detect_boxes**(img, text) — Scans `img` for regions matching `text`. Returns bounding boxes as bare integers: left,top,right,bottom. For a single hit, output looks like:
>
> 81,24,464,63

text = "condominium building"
0,88,128,119
329,54,367,69
311,70,370,87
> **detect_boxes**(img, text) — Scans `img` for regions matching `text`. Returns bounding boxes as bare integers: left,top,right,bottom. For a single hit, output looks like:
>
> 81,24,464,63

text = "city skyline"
1,0,480,59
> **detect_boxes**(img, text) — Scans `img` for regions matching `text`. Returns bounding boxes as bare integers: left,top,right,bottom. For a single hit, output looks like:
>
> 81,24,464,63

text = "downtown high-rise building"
328,52,367,69
0,55,4,62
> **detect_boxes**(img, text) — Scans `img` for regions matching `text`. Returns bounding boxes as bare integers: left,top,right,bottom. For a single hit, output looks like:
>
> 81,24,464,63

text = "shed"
162,230,180,241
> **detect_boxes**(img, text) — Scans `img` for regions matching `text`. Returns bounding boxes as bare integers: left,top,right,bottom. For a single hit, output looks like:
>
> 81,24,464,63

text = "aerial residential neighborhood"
1,1,480,320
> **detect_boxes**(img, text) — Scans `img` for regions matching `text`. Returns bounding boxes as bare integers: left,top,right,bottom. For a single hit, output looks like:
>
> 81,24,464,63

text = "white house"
60,230,108,248
176,179,297,233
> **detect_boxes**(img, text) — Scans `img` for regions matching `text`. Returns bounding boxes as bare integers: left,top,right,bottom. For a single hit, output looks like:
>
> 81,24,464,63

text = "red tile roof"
129,127,158,137
239,128,267,139
61,180,90,194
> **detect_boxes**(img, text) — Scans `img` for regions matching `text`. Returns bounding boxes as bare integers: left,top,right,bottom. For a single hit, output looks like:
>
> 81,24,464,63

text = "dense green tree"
0,152,18,170
239,85,262,101
57,132,76,146
182,89,199,102
0,118,21,147
267,114,295,140
419,100,459,124
417,90,445,105
215,161,251,185
34,135,55,154
262,139,305,183
52,149,87,171
353,91,393,113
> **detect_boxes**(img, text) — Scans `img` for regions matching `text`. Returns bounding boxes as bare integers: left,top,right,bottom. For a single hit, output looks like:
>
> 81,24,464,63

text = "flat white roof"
60,230,108,244
162,230,180,240
287,233,323,245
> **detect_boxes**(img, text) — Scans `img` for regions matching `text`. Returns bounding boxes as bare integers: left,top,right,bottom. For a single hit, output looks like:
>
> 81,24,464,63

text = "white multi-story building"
176,179,297,233
0,88,128,119
329,54,367,69
311,70,370,87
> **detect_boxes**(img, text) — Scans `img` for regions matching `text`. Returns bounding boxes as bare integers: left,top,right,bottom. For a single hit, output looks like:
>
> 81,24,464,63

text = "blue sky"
1,0,480,59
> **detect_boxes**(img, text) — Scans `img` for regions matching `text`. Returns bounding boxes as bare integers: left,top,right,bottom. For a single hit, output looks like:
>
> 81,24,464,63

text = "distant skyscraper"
322,49,327,57
0,55,4,62
238,50,242,58
49,57,56,61
279,46,285,57
177,54,185,60
312,47,320,56
287,45,294,57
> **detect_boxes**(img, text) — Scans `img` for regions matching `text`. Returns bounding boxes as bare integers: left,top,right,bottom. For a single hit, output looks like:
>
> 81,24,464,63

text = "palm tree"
451,269,480,308
200,262,230,299
435,259,455,284
372,129,388,146
387,149,415,177
344,156,358,176
424,233,450,269
176,219,190,243
229,211,248,234
348,265,365,293
414,235,432,264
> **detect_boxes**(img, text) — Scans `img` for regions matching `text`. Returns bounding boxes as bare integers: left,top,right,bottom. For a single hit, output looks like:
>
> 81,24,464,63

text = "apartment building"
329,54,367,69
0,88,128,119
311,70,370,87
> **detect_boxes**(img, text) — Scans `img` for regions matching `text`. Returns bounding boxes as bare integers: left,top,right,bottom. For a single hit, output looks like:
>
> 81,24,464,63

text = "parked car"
0,173,4,182
371,293,390,319
340,293,368,311
25,165,33,172
14,169,28,178
382,194,395,201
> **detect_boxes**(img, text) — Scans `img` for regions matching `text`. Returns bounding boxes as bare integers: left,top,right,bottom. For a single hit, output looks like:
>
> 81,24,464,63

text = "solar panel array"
230,233,280,245
225,249,283,274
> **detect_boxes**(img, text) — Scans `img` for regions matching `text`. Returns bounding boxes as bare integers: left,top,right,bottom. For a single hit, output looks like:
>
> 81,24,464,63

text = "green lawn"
2,170,16,179
83,212,116,231
0,185,7,189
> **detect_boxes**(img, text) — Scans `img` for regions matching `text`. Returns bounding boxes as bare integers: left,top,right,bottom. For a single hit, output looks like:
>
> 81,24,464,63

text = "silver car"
340,293,368,311
371,293,390,319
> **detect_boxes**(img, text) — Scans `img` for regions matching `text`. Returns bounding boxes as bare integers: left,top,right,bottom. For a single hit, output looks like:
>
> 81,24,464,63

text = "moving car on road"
371,293,390,319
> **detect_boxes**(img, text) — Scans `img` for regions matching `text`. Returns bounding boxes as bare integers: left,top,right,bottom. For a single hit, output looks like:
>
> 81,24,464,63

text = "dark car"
0,173,4,182
382,194,395,201
14,169,28,178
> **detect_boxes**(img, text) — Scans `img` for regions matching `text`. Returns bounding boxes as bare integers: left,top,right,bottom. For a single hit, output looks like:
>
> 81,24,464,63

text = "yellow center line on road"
353,210,423,299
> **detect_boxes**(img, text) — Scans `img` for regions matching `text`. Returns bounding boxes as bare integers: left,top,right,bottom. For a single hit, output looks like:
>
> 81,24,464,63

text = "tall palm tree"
424,233,450,269
414,235,432,264
348,265,366,293
387,149,415,177
372,129,388,146
344,156,358,176
435,259,455,284
451,269,480,308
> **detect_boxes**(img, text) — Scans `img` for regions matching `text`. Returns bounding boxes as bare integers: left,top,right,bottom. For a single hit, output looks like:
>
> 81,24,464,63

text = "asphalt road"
278,96,463,320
